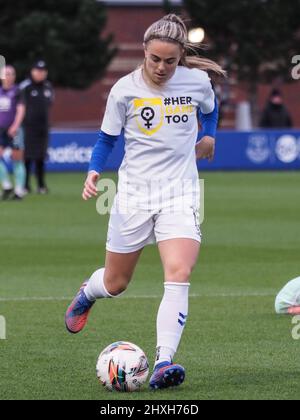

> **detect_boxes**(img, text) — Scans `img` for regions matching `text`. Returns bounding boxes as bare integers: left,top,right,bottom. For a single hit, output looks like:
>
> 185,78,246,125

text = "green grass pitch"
1,171,300,400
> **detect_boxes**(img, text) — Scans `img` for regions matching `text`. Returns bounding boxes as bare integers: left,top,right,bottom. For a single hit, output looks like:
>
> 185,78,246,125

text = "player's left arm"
195,81,219,162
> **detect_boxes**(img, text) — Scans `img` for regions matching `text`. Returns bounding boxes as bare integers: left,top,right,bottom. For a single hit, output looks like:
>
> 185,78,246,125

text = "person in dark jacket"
259,89,293,129
20,61,54,194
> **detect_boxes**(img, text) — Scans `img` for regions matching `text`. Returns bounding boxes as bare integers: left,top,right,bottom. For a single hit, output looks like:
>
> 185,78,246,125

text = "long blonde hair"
143,14,226,77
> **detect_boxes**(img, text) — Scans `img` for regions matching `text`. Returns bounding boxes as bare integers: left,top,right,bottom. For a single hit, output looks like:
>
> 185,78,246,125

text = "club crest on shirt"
134,97,164,136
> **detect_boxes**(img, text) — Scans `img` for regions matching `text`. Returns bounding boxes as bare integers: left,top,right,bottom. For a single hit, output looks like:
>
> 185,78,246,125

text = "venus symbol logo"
134,97,164,136
141,107,155,129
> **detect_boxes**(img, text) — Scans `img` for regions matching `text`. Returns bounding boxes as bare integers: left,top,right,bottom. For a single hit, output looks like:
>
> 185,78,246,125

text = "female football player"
65,14,225,390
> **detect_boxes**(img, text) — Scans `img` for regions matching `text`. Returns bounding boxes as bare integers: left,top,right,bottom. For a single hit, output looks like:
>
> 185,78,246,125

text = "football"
96,341,149,392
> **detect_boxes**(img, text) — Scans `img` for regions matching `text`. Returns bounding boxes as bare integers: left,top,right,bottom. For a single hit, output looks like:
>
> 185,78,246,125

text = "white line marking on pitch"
0,292,275,302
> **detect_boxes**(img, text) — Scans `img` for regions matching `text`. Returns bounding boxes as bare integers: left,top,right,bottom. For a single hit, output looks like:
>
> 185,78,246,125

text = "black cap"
32,60,47,70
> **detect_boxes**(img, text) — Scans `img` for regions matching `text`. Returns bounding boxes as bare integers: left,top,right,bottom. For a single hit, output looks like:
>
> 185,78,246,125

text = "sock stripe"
157,281,190,363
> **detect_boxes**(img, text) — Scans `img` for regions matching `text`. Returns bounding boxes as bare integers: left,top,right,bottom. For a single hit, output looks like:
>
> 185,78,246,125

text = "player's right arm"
82,131,120,200
83,83,126,201
82,170,100,200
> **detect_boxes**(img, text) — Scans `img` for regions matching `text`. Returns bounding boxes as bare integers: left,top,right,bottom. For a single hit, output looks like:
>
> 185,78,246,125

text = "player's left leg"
0,141,13,199
149,238,200,390
11,149,25,200
11,128,26,199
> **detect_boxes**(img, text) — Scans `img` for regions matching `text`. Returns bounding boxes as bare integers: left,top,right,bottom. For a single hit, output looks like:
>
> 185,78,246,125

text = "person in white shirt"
65,14,225,390
275,277,300,315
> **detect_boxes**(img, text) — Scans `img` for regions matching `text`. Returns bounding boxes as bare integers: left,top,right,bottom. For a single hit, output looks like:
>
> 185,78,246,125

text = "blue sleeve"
88,130,119,173
197,97,219,140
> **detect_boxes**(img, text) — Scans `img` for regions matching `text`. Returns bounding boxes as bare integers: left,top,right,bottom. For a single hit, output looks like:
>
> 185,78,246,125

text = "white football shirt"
101,66,215,210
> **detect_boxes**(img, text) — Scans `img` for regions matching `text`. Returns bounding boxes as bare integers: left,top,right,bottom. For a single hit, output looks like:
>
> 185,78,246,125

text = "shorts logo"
134,97,163,136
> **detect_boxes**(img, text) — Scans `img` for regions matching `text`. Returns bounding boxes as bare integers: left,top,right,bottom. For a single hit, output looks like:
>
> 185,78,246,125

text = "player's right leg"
65,196,155,334
65,249,143,334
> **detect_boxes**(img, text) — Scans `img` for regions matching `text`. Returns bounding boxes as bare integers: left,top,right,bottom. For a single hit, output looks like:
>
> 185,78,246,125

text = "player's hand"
195,136,215,162
7,125,18,138
82,171,100,200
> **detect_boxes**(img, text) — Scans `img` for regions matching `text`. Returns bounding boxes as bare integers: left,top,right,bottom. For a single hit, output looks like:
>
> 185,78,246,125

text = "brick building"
50,0,300,129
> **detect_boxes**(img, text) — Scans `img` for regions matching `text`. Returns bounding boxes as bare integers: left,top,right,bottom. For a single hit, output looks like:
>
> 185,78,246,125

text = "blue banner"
46,130,300,172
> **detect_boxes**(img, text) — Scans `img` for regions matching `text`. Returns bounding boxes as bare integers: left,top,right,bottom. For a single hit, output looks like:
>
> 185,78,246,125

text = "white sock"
155,282,190,367
84,268,114,301
3,179,13,190
15,186,24,197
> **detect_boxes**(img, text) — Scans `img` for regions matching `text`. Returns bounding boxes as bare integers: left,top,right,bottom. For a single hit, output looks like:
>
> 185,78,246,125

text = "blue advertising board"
46,130,300,172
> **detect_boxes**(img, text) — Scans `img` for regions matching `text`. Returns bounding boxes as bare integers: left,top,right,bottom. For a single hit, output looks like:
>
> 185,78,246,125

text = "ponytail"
144,14,226,77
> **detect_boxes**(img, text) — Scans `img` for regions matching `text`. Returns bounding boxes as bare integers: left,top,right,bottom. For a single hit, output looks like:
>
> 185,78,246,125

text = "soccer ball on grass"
96,341,149,392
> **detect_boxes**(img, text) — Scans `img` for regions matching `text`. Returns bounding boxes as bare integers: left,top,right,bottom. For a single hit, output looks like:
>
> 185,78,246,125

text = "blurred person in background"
0,65,26,200
259,88,293,129
20,61,54,194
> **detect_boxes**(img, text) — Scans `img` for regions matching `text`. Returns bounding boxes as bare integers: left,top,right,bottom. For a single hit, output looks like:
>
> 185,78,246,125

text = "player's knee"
105,274,131,296
165,265,193,282
12,150,23,161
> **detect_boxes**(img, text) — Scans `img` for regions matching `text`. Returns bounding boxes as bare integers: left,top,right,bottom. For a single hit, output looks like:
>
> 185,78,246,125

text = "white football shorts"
106,198,202,254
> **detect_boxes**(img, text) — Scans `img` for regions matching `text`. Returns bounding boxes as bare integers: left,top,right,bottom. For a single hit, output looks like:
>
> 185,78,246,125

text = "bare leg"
158,238,200,283
12,149,25,197
103,248,144,295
